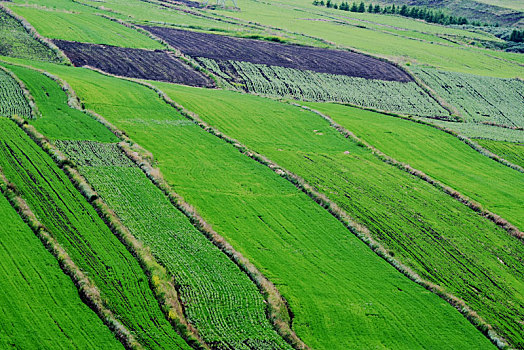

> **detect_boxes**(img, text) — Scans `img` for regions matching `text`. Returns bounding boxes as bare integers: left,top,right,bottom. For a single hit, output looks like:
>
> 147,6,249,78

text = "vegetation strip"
297,103,523,239
0,161,137,349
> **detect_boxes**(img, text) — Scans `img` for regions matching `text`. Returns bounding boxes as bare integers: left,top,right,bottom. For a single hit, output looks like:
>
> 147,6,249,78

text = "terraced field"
0,191,122,349
24,62,499,350
0,117,190,350
153,83,524,348
0,7,60,62
53,40,214,87
1,0,523,348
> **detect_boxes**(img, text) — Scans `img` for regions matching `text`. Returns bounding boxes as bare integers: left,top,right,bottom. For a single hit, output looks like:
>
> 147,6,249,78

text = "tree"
399,4,407,15
350,2,358,11
373,4,380,12
367,3,373,12
358,1,365,12
326,0,332,8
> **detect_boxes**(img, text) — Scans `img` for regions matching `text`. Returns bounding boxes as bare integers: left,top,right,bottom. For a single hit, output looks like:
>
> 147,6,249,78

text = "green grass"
7,5,164,49
0,7,60,62
0,117,190,350
54,140,290,349
152,82,524,348
303,102,524,230
412,66,524,127
475,139,524,168
212,0,523,77
0,194,122,349
197,58,448,117
24,62,501,349
3,64,118,142
0,68,31,118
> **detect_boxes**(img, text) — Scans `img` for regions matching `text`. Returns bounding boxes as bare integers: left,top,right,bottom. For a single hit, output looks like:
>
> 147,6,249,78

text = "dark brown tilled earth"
141,26,413,82
54,40,215,87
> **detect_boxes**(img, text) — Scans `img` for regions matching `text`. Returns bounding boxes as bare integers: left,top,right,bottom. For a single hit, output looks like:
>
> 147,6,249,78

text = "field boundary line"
0,160,141,350
0,3,71,65
131,77,509,349
295,103,524,241
43,65,310,350
323,99,524,173
1,63,208,350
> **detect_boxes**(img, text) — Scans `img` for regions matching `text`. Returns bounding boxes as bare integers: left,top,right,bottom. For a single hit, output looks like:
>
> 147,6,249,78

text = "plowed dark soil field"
54,40,215,87
141,26,413,82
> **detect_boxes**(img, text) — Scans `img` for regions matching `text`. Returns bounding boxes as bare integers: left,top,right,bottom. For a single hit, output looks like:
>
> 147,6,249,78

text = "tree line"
312,1,489,26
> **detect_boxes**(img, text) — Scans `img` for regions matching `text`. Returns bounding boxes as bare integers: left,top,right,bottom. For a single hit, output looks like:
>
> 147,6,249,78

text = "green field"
4,64,118,142
412,67,524,127
0,7,60,62
0,68,31,118
152,82,524,348
0,117,190,350
417,117,524,142
55,140,290,349
197,58,449,117
475,139,524,168
7,5,164,49
302,102,524,230
18,61,503,349
0,193,122,349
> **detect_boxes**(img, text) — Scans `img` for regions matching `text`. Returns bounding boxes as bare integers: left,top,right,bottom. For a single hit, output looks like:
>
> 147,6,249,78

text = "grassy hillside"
0,193,122,349
303,102,524,230
14,60,500,349
0,116,190,350
154,83,524,348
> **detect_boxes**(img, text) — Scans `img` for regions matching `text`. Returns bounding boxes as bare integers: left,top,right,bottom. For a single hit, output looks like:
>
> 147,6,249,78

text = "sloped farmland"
140,26,413,82
53,40,215,87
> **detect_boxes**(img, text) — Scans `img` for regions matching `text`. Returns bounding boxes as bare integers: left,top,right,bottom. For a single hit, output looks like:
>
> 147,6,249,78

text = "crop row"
0,117,190,350
0,68,31,119
56,140,291,350
474,139,524,168
0,7,60,63
197,57,449,117
155,82,524,348
412,67,524,127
